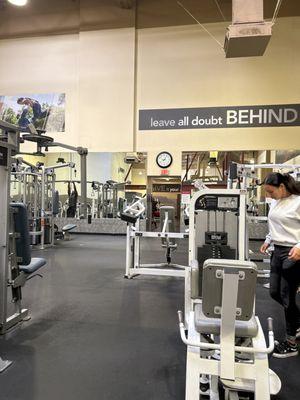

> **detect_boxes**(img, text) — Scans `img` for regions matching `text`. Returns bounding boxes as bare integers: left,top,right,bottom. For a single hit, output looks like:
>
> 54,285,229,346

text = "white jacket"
265,194,300,248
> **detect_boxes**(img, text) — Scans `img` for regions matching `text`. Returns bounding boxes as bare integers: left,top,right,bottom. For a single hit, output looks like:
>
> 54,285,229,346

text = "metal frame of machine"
227,162,300,190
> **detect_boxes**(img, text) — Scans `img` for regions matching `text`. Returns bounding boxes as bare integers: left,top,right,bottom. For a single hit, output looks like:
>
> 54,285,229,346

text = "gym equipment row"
54,179,128,219
11,158,76,248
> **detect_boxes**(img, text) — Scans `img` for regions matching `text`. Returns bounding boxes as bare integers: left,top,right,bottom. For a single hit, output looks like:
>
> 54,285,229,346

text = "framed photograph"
0,92,65,132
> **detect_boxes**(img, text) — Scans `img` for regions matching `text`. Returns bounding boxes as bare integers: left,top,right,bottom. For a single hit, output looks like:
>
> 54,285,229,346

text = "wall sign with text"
152,184,181,193
139,104,300,130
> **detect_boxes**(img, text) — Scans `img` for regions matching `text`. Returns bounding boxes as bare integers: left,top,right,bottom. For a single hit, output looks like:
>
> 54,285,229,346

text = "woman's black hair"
263,172,300,195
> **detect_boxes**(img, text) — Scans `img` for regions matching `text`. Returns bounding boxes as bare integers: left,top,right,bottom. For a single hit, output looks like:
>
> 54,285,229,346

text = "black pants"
67,206,76,218
270,245,300,337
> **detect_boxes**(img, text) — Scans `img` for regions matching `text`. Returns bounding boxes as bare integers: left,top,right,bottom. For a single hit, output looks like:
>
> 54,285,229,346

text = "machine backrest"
120,212,139,224
10,203,31,266
197,259,257,321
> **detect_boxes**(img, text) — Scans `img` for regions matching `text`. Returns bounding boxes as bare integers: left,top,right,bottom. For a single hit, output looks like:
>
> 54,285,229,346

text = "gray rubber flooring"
0,234,299,400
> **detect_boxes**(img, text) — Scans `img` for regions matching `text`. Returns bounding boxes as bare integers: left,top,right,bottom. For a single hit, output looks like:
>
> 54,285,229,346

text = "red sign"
160,169,169,175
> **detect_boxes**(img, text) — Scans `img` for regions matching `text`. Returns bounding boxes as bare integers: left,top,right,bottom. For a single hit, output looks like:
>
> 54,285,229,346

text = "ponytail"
263,172,300,195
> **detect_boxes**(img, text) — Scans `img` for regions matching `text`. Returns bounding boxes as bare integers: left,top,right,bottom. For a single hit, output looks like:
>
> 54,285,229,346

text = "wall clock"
156,151,173,168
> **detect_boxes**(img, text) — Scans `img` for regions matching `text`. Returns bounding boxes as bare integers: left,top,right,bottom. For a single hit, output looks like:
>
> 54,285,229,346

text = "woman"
260,172,300,358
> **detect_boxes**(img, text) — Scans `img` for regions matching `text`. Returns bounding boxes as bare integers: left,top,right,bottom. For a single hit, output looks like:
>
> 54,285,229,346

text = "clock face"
156,152,173,168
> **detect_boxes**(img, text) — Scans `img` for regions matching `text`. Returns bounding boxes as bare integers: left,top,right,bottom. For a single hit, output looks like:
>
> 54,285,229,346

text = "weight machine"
11,159,75,248
22,129,88,218
121,198,188,279
39,162,75,248
102,180,128,218
0,121,47,371
178,189,281,399
11,159,41,245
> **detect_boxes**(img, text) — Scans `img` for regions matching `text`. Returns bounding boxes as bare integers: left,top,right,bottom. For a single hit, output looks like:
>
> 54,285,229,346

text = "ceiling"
0,0,299,39
137,0,300,28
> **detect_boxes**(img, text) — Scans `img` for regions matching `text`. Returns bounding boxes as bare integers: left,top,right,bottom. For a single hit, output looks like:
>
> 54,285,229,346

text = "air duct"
124,152,142,164
224,0,272,58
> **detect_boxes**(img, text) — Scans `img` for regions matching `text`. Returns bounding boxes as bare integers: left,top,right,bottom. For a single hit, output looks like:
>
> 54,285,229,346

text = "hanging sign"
139,104,300,130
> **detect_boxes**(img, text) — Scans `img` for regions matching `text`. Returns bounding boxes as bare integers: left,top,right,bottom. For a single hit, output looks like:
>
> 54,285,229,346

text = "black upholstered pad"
10,203,31,266
120,213,138,224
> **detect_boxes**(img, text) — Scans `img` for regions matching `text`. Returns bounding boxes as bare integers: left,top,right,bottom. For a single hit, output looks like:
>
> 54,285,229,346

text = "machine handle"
178,310,184,325
267,317,273,332
178,314,275,354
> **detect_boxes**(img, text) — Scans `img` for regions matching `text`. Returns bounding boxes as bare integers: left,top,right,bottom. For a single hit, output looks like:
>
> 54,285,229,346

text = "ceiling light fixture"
8,0,28,6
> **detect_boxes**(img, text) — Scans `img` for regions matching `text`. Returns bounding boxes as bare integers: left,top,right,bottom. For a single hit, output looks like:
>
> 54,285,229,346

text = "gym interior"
0,1,300,399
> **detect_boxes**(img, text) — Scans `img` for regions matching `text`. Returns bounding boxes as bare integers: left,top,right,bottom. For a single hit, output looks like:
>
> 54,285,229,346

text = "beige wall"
137,18,300,152
131,168,147,185
0,17,299,170
111,152,128,182
79,29,135,151
0,35,79,154
0,28,135,153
